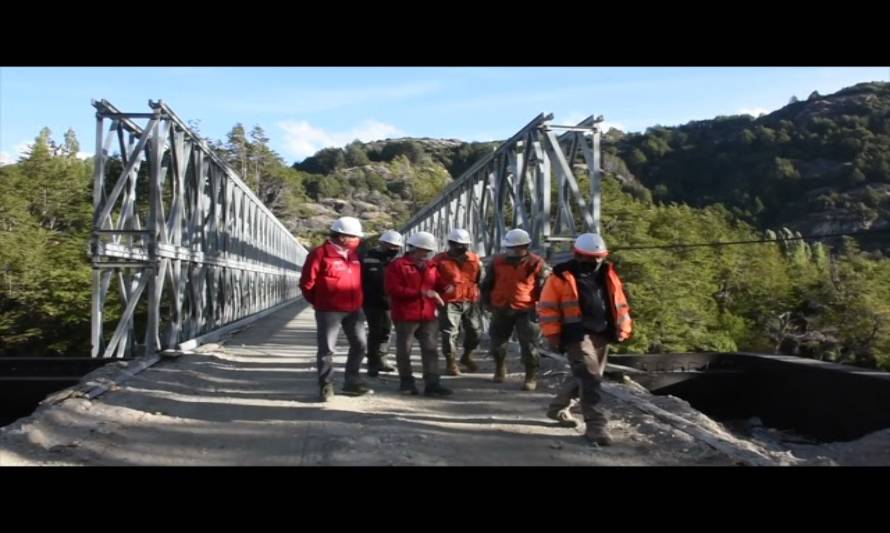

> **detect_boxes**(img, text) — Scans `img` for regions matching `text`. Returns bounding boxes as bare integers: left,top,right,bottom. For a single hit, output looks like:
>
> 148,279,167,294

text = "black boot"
424,383,453,397
493,355,507,383
399,378,419,396
343,378,372,396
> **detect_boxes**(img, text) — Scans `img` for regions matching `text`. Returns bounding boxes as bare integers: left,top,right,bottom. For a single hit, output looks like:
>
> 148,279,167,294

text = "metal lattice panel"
400,114,604,259
90,100,307,358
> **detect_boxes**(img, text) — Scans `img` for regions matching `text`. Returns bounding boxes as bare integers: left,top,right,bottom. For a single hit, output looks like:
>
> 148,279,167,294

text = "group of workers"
298,216,632,446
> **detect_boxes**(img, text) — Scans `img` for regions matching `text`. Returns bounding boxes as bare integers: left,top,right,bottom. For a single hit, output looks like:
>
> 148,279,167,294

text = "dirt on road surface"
2,302,882,466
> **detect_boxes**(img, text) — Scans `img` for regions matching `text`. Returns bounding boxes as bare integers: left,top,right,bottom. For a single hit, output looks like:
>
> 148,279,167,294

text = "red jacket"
299,240,363,312
385,256,443,322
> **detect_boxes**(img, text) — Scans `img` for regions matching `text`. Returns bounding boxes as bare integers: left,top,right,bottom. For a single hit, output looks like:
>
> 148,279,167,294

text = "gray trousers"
548,332,610,425
438,301,483,358
314,310,367,387
489,308,541,370
394,320,440,387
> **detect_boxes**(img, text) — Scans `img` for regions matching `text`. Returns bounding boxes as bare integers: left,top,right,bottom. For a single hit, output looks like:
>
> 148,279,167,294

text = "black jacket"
361,247,397,309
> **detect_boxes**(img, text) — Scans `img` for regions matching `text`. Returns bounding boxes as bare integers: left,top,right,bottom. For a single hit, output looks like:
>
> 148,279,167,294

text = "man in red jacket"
384,231,452,397
299,216,370,401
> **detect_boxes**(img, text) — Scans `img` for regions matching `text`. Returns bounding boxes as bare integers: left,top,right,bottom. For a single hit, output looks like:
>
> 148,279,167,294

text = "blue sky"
2,67,888,165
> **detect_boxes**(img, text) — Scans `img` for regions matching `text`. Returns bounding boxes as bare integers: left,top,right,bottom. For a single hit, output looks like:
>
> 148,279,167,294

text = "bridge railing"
400,114,605,260
90,100,307,358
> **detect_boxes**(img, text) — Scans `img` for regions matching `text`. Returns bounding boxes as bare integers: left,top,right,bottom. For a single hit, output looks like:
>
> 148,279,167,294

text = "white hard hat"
502,228,532,247
406,231,438,252
574,233,608,257
446,228,472,245
330,216,364,238
379,229,404,247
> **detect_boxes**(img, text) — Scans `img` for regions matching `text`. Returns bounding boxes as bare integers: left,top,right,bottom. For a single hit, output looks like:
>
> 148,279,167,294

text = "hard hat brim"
574,248,609,257
332,229,364,238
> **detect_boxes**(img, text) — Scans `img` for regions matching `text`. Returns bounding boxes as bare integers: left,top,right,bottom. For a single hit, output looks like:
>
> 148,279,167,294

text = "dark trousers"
488,308,540,370
364,306,392,363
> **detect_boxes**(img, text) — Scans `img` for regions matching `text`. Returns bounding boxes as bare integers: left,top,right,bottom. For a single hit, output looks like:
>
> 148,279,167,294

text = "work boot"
424,382,454,397
445,355,461,376
584,424,613,446
378,356,395,373
342,379,372,396
522,368,539,391
400,378,419,396
319,383,335,402
493,355,507,383
459,351,479,372
546,406,580,428
584,412,612,446
367,355,395,377
569,401,582,415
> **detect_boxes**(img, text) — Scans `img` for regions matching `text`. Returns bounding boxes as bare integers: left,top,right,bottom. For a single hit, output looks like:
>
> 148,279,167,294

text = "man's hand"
424,290,445,307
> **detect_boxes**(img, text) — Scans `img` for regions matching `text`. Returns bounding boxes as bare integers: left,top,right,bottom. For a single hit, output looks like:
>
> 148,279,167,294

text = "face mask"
578,258,604,272
450,245,468,256
506,248,522,258
383,247,399,259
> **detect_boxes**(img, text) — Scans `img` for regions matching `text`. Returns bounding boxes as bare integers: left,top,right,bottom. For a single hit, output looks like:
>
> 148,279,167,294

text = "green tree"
63,128,80,159
344,140,370,167
225,123,249,177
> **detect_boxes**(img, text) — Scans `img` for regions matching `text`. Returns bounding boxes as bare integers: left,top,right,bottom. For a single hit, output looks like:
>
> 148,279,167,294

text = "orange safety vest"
433,251,481,303
490,253,545,311
538,262,632,342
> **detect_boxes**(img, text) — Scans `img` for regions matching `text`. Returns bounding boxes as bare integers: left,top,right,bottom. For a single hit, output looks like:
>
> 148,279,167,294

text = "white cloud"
0,142,31,165
738,107,769,117
0,142,92,164
279,120,405,160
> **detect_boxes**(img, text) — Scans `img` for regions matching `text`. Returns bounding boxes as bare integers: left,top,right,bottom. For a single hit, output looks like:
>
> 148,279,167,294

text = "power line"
612,228,890,252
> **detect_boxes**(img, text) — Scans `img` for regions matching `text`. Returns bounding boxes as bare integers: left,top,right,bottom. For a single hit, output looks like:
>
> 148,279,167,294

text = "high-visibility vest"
538,261,632,342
